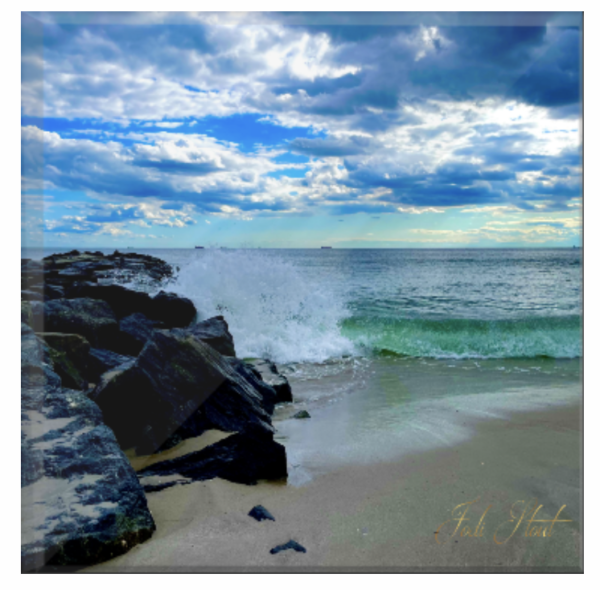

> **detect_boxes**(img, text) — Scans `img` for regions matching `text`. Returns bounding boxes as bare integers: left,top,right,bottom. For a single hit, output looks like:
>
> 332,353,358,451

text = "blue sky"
21,11,582,248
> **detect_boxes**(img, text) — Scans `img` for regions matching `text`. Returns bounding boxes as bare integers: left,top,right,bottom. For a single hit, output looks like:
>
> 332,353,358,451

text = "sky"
21,11,582,248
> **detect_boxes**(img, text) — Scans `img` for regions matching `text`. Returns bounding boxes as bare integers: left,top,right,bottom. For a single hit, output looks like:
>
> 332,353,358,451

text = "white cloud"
397,206,444,214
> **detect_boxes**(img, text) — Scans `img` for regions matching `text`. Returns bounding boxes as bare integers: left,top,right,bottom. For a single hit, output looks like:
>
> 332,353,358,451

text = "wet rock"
44,284,65,300
137,427,287,490
21,325,155,572
118,313,162,356
68,284,153,319
87,349,135,383
95,358,136,392
293,410,311,419
37,333,91,391
150,291,196,328
39,251,174,296
228,358,278,416
173,315,235,356
248,359,293,404
92,329,276,454
43,298,119,350
270,540,307,555
22,301,33,325
248,505,276,522
22,289,44,301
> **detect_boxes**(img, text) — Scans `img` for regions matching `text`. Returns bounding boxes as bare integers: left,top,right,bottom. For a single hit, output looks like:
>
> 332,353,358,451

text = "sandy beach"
84,402,582,573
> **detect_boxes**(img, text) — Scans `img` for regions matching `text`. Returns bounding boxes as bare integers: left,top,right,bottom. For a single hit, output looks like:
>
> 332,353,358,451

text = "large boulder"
37,333,91,391
247,359,293,404
173,315,235,356
150,291,196,328
137,427,287,492
43,298,119,350
118,313,163,356
44,284,65,300
92,329,277,454
21,325,155,572
87,349,135,384
67,284,153,319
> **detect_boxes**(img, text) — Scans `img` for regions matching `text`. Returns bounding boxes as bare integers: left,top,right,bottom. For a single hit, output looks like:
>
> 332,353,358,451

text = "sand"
84,403,582,573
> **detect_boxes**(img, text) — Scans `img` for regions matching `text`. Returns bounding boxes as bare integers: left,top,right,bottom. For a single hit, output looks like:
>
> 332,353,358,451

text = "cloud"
22,16,581,130
22,125,309,215
21,13,582,247
288,135,373,157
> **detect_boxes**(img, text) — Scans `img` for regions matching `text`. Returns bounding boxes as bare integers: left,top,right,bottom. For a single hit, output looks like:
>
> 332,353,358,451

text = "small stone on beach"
270,540,307,554
293,410,311,419
248,505,275,522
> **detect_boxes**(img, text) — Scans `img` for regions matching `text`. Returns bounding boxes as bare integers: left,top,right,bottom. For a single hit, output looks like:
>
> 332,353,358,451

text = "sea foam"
169,249,355,363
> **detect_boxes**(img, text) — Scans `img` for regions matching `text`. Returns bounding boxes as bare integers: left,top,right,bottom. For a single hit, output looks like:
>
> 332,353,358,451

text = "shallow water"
275,356,581,485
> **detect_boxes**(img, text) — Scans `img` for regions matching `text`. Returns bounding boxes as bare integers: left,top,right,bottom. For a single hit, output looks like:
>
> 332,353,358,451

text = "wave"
161,249,581,362
169,249,356,363
342,315,582,359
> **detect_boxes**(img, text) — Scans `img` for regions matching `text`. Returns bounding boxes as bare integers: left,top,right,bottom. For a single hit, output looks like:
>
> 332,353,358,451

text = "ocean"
24,247,582,484
24,247,582,362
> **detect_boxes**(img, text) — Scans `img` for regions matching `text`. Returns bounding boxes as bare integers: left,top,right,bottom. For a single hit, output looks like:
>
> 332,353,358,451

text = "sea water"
23,248,581,362
23,247,582,483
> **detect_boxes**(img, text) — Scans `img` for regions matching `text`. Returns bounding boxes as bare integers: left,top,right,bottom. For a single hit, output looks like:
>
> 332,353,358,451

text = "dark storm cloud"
508,29,581,107
408,26,580,108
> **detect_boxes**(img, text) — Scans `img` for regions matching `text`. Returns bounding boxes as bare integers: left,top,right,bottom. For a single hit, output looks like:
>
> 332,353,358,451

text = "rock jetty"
21,250,291,571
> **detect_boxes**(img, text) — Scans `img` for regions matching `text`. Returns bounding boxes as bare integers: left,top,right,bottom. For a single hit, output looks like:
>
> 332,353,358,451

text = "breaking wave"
170,249,355,363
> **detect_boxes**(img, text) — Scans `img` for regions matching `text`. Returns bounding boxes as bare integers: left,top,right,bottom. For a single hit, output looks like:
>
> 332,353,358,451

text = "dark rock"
21,264,46,290
228,358,278,416
173,315,235,356
44,298,119,350
21,326,155,572
118,313,162,356
68,284,153,319
44,284,65,300
57,266,97,281
87,349,135,383
95,358,136,392
39,252,175,305
270,540,307,555
21,323,53,390
28,300,45,332
37,333,91,391
22,289,44,301
92,329,276,454
137,427,287,490
293,410,311,420
150,291,196,328
22,301,33,326
248,505,276,522
248,359,293,404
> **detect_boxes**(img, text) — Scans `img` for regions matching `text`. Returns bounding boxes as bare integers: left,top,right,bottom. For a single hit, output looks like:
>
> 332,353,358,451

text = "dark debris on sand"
270,540,307,554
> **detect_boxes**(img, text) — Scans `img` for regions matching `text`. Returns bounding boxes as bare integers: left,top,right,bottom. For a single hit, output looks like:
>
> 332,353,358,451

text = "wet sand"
84,402,582,573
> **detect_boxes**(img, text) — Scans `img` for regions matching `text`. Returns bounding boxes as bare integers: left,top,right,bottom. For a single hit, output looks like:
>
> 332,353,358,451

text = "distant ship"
321,246,332,249
195,246,204,249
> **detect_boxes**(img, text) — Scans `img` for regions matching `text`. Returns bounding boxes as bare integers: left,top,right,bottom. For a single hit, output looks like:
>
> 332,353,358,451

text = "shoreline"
84,401,582,573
